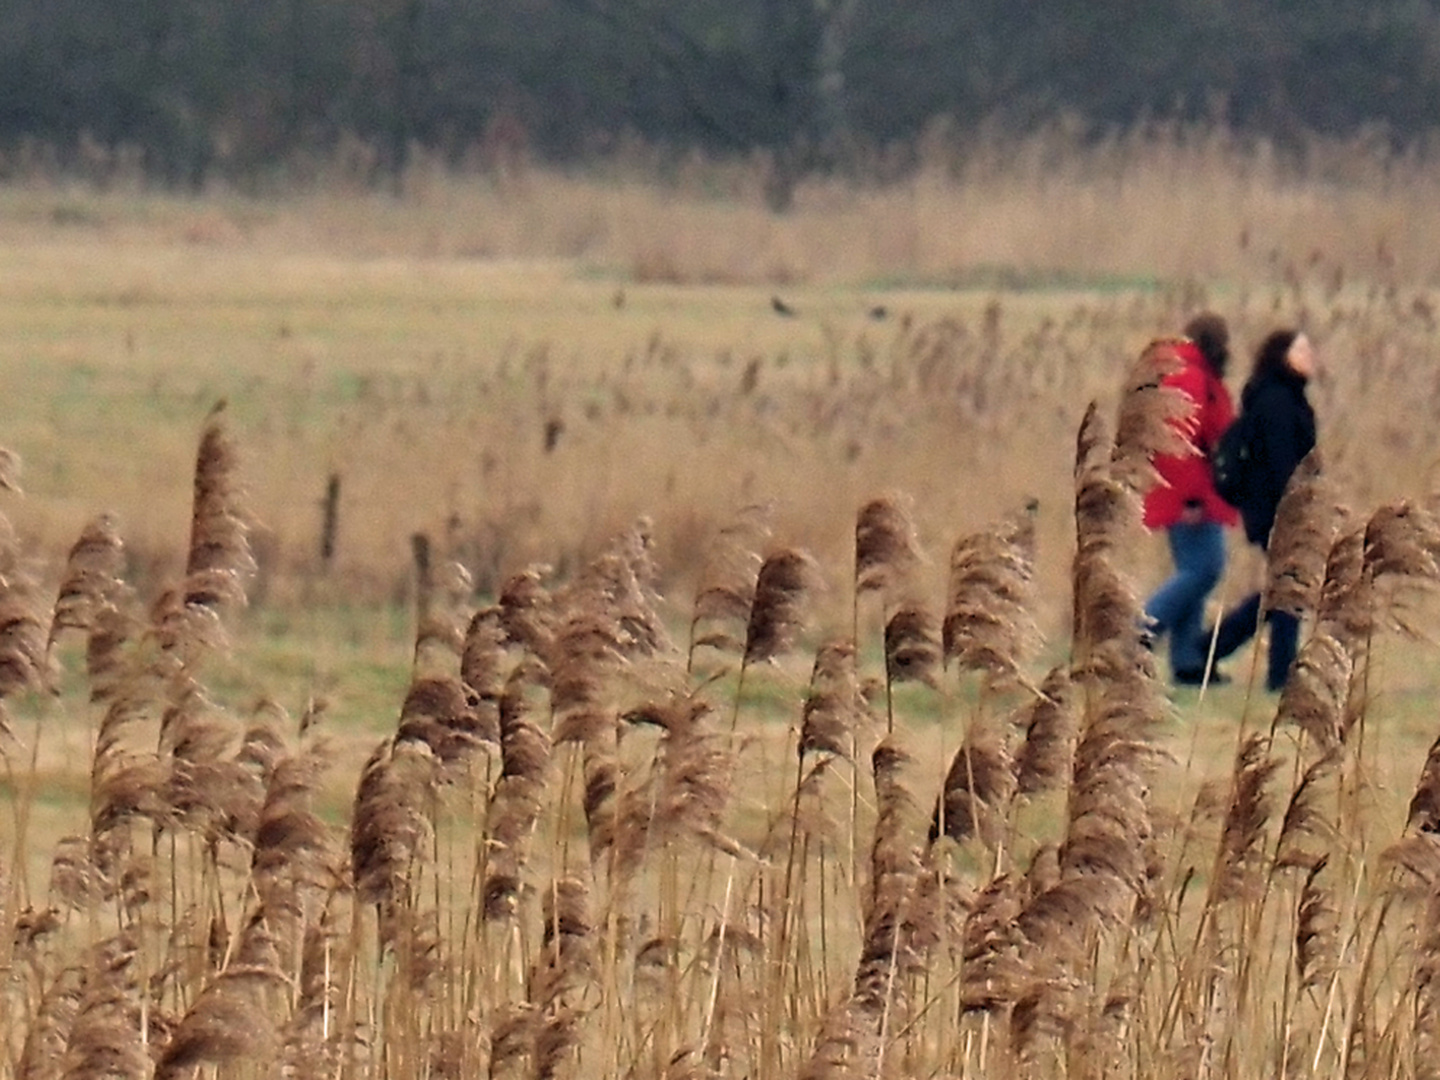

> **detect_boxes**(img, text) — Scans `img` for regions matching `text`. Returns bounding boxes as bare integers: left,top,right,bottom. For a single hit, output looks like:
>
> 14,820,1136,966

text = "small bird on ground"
771,295,797,317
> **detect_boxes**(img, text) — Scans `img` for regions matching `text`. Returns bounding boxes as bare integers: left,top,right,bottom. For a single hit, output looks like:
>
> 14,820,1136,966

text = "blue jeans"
1144,520,1226,677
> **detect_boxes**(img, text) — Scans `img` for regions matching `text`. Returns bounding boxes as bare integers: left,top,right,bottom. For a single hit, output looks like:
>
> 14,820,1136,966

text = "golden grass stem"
699,862,735,1051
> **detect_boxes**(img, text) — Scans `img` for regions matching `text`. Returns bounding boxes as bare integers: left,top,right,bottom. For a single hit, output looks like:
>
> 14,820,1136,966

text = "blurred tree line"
3,0,1439,204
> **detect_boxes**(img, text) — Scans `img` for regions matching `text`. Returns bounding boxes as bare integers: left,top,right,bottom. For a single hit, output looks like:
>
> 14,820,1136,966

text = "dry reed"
10,321,1440,1080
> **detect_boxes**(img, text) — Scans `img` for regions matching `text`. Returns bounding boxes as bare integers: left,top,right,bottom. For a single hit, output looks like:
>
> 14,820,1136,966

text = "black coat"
1237,366,1317,546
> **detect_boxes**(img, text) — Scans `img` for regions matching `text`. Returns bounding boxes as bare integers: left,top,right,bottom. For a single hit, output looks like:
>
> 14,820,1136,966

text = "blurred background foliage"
4,0,1440,204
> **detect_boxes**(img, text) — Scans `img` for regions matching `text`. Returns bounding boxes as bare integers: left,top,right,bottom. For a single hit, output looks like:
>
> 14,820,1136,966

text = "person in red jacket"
1142,312,1240,685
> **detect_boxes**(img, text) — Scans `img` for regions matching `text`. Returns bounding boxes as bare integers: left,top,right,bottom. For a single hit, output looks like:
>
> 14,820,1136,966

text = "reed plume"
743,548,820,666
1072,515,1144,657
1015,873,1121,971
1415,735,1440,835
959,872,1028,1013
87,604,179,869
489,1003,539,1079
466,604,512,714
58,934,148,1080
941,501,1041,687
1363,499,1440,580
498,661,553,787
1214,732,1281,902
1020,646,1166,964
647,697,734,856
882,602,941,691
1295,855,1338,994
1387,835,1440,1078
499,565,557,664
854,874,921,1018
548,612,625,745
18,966,84,1080
1071,403,1146,657
786,755,841,851
621,689,707,735
995,383,1166,1003
1363,498,1440,638
1066,981,1134,1078
1013,840,1054,894
85,596,141,705
154,910,287,1080
349,736,434,913
89,688,167,878
285,904,348,1078
854,494,925,650
1009,964,1086,1067
1274,628,1352,752
563,516,673,658
930,724,1014,848
238,701,288,775
484,662,553,918
181,401,256,616
158,677,262,847
843,737,934,1076
1110,338,1194,492
1315,523,1369,651
0,445,20,493
1416,893,1440,1080
797,1004,877,1080
868,738,922,905
798,639,864,759
1263,449,1338,618
688,502,771,669
46,512,126,657
1276,751,1340,870
388,905,443,992
0,552,51,701
545,609,628,867
251,741,339,904
529,877,595,1080
580,726,620,863
396,674,493,770
1012,665,1077,796
412,558,472,674
147,591,219,676
1385,833,1440,899
49,835,104,911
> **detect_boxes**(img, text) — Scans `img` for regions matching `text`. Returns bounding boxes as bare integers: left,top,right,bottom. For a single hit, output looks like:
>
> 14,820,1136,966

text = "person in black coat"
1206,329,1318,690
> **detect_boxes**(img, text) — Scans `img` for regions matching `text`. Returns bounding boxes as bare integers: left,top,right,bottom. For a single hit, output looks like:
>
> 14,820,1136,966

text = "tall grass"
5,128,1440,617
7,121,1440,284
1,260,1437,632
4,335,1440,1078
5,135,1440,1077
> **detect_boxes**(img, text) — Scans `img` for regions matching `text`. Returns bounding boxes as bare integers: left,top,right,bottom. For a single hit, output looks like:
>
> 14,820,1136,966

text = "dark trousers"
1211,591,1301,692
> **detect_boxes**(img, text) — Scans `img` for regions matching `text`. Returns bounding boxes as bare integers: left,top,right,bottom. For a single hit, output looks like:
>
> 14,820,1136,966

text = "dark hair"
1251,329,1300,383
1183,312,1230,376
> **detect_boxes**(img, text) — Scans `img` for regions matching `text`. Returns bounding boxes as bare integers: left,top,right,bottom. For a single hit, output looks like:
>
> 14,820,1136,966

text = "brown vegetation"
5,141,1440,1077
3,319,1440,1079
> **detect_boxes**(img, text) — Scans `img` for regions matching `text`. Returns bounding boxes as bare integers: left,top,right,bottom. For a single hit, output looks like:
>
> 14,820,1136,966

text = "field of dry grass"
5,132,1440,1079
5,126,1440,617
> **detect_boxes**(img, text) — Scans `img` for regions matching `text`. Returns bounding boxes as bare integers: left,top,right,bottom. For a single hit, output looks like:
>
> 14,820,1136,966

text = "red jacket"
1142,339,1240,530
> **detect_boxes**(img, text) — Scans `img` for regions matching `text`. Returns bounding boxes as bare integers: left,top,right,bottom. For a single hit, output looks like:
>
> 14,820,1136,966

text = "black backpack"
1211,410,1258,508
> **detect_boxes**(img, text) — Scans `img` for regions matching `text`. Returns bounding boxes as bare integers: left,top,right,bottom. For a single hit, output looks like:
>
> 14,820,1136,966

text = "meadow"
4,129,1440,1079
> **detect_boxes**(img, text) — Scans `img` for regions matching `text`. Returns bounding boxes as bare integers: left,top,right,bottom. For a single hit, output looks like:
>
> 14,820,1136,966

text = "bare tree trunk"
814,0,862,172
